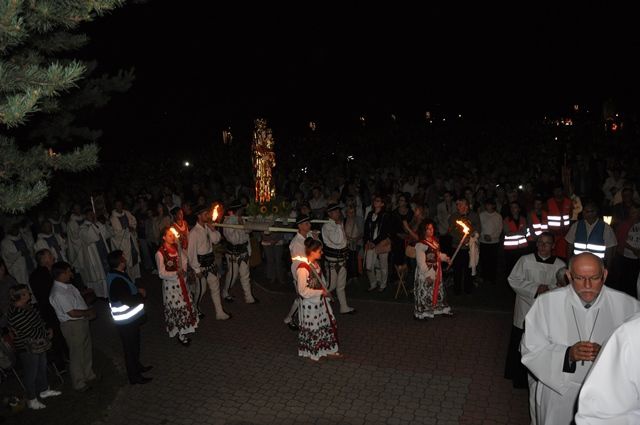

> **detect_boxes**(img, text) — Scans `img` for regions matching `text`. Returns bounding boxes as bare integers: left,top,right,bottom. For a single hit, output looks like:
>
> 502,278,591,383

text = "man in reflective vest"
547,185,572,259
106,249,152,385
565,201,617,269
527,197,549,245
503,202,529,275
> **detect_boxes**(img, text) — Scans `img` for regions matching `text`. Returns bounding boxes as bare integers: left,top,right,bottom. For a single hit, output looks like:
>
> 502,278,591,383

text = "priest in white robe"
80,208,112,298
575,312,640,424
67,204,87,278
110,201,141,280
521,253,640,425
34,221,68,263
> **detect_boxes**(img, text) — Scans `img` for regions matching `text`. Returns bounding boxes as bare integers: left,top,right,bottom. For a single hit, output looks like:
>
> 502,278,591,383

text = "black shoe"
130,376,153,385
287,322,299,331
178,336,191,347
340,308,357,315
140,365,153,373
224,296,234,303
198,312,205,319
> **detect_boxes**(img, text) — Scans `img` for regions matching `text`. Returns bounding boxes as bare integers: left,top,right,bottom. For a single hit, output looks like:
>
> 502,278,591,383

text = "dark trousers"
504,325,528,388
347,249,359,279
18,351,48,400
620,256,640,299
453,249,473,294
504,248,527,277
116,322,143,382
479,243,499,283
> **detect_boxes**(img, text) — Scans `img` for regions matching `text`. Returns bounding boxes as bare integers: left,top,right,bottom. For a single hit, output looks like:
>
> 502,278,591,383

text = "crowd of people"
1,121,640,421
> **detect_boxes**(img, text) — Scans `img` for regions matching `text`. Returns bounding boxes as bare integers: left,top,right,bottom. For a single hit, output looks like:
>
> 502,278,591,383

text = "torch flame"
169,227,180,238
291,256,309,264
211,204,220,222
603,216,612,226
456,220,470,235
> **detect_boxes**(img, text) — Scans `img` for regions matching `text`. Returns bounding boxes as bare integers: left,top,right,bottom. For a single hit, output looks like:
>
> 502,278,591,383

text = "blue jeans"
18,351,49,400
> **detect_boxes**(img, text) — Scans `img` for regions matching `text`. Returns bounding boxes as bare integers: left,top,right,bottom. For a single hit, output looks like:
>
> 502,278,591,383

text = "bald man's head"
566,253,607,304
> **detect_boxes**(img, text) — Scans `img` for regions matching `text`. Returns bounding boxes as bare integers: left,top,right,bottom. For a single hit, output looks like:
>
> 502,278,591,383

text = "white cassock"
34,232,68,262
110,209,141,280
1,234,34,286
67,214,87,272
521,286,640,425
79,221,111,298
48,218,67,238
575,312,640,425
508,253,566,425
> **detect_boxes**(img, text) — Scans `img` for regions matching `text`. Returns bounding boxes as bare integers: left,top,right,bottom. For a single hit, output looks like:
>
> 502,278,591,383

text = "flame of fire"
212,205,220,222
169,227,180,238
456,220,470,235
291,256,309,264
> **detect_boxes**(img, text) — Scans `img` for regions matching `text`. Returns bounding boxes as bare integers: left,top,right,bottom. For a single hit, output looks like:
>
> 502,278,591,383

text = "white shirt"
565,219,617,248
223,215,250,245
187,223,221,274
321,220,347,250
508,253,565,328
479,211,503,244
575,312,640,424
49,280,89,322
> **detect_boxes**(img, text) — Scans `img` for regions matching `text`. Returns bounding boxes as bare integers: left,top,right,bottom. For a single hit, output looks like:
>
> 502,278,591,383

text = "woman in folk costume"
170,207,190,250
296,238,342,361
414,219,452,320
155,227,198,346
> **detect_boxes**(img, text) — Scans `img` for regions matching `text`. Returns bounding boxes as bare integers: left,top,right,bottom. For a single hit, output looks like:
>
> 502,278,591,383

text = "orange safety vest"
503,216,529,250
528,211,549,241
547,197,571,230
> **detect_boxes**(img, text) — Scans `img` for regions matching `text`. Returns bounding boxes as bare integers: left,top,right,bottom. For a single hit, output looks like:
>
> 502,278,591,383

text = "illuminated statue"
252,118,276,204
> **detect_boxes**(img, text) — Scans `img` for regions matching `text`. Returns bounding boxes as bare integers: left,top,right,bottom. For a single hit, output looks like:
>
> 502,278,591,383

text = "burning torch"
447,220,471,270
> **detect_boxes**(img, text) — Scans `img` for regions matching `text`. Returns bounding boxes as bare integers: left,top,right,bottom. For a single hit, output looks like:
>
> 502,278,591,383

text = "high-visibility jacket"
547,197,571,230
106,272,145,324
573,220,607,259
527,211,549,241
504,216,529,250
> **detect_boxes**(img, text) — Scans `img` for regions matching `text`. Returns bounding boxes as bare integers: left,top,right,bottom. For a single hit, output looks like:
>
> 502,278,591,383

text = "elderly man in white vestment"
521,252,640,425
574,312,640,424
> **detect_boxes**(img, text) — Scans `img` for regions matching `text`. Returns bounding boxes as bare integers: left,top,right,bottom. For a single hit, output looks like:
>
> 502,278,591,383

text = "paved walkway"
5,279,528,425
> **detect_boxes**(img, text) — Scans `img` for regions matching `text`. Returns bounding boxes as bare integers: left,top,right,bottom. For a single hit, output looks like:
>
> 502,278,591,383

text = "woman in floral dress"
414,219,452,319
296,238,342,361
155,227,198,346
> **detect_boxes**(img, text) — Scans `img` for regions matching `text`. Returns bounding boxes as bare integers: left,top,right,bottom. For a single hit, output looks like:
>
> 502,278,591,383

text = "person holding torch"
447,198,481,295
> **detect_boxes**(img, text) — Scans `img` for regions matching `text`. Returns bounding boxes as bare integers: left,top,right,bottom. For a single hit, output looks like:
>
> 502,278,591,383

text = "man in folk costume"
448,198,481,295
565,201,617,269
503,201,530,275
110,200,141,280
547,184,572,260
575,312,640,424
34,220,68,263
506,232,566,423
67,204,87,279
187,204,230,320
283,215,313,330
79,208,112,298
322,203,356,314
521,253,640,425
1,220,35,286
221,200,257,304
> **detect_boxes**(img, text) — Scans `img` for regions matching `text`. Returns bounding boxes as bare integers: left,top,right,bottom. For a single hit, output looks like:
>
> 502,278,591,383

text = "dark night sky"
82,2,640,152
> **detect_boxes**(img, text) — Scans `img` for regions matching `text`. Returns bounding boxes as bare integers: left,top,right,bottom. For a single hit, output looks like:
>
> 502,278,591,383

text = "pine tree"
0,0,130,214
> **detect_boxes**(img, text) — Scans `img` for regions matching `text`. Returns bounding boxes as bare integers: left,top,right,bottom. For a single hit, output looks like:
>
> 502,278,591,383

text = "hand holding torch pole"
446,220,471,271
